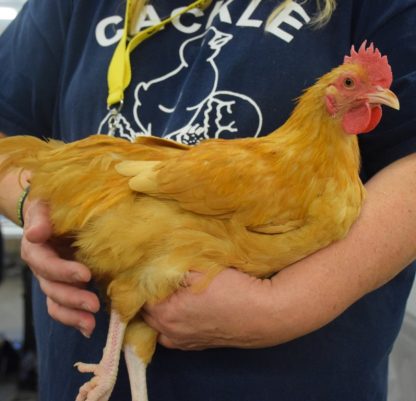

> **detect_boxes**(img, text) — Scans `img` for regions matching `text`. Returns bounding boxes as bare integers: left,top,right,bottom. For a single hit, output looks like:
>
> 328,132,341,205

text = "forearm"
265,153,416,344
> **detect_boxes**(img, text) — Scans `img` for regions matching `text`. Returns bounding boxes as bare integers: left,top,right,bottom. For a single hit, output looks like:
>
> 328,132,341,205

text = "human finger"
157,334,177,349
23,199,53,243
156,332,208,351
38,276,100,314
21,198,92,284
46,297,96,338
21,237,91,284
180,270,205,287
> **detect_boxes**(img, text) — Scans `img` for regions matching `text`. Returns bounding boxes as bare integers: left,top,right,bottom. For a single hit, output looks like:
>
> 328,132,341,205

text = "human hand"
141,259,359,352
21,199,100,337
142,268,279,350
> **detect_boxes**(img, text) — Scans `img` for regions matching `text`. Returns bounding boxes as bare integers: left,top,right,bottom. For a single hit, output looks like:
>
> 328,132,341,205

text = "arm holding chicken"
0,166,99,337
36,153,416,348
142,153,416,350
14,152,416,349
21,201,100,337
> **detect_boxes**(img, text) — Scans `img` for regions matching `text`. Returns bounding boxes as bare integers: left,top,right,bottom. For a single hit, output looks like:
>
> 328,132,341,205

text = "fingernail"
73,272,87,282
80,329,91,339
79,324,91,339
81,302,93,312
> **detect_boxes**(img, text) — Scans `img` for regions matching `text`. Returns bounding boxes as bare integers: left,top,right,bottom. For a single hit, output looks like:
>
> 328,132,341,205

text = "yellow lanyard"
107,0,212,110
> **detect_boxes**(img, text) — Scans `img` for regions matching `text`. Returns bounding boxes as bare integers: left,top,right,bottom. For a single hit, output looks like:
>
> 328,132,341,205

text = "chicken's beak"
367,87,400,110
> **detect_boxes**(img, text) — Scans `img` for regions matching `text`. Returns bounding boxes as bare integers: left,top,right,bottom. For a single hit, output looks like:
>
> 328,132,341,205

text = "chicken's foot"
124,345,149,401
74,309,126,401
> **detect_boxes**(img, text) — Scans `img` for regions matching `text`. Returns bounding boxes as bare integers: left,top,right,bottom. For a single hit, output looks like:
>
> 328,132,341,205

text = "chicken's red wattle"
342,103,382,134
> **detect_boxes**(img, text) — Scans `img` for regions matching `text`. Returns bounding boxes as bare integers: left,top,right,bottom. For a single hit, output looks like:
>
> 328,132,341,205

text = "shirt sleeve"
0,0,72,136
353,0,416,180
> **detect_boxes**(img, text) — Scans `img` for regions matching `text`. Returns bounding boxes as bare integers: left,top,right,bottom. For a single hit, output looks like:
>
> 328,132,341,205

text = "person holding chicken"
0,1,415,401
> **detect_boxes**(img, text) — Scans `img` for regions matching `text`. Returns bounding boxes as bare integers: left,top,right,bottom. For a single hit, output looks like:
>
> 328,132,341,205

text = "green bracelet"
17,186,30,227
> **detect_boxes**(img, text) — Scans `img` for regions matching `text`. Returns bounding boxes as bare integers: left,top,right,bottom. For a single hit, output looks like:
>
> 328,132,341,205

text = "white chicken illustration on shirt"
98,27,263,143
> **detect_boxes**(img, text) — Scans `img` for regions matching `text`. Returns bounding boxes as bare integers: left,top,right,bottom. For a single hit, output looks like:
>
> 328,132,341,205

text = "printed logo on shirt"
96,1,311,46
98,26,263,143
96,1,311,143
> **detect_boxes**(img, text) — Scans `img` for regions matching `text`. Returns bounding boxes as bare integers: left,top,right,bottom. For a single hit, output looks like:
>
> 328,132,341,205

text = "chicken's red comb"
344,41,393,88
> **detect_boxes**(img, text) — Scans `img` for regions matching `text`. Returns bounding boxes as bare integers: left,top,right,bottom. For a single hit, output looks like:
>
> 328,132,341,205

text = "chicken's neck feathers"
268,84,361,177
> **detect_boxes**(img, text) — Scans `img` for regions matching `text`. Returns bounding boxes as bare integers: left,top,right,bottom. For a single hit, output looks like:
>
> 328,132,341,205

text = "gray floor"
0,381,37,401
0,268,24,340
0,268,37,401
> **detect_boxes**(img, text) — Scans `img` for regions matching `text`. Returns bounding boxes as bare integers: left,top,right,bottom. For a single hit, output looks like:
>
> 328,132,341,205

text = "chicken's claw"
74,361,115,401
74,309,127,401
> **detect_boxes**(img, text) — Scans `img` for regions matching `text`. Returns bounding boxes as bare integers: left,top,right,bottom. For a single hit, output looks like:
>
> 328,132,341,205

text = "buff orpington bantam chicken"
0,42,399,401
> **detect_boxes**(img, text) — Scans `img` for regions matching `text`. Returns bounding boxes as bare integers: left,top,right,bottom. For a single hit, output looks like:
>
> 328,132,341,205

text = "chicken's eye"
344,77,355,89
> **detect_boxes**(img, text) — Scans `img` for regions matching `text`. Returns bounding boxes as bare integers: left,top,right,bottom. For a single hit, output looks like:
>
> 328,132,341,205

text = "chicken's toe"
74,361,99,374
75,373,113,401
75,309,126,401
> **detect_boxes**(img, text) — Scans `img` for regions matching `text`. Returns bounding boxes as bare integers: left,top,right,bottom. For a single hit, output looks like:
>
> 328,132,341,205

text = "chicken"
0,42,399,401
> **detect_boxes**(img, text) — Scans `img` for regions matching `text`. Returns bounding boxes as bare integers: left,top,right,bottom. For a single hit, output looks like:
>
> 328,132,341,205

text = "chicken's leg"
123,320,158,401
124,345,148,401
74,309,126,401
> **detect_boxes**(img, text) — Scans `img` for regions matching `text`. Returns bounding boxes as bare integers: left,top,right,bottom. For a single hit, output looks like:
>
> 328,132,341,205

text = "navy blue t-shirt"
0,1,415,400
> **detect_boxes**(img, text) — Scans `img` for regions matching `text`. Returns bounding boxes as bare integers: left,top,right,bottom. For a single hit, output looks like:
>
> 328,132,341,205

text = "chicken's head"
324,42,400,135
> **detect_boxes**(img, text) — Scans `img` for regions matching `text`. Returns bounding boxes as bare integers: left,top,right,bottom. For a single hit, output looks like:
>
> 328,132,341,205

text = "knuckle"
158,310,176,330
159,335,176,349
37,278,48,295
20,239,41,274
161,320,180,338
42,281,76,309
46,298,59,320
20,242,30,263
70,291,87,310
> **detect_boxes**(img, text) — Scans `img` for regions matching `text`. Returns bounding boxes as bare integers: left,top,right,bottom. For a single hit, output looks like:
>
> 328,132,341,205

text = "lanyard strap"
107,0,212,110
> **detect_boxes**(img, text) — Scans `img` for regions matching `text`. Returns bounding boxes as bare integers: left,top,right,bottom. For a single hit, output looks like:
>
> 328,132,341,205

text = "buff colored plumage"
0,43,399,401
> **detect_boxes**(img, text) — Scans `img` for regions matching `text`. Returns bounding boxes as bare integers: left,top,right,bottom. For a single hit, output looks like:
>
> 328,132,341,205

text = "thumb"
24,199,53,243
181,271,208,292
183,271,205,286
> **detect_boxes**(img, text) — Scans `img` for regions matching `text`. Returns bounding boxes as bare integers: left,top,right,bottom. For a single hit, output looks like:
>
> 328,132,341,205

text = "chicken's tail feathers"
0,135,62,177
